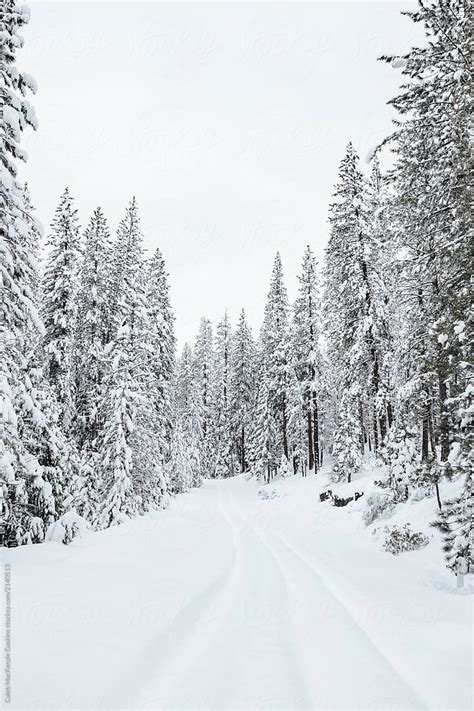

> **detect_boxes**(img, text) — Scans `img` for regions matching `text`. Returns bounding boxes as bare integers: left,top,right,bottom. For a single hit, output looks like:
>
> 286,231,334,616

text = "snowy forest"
1,0,471,579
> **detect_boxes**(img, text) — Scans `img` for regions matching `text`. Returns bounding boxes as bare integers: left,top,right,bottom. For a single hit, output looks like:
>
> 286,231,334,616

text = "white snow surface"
4,468,472,710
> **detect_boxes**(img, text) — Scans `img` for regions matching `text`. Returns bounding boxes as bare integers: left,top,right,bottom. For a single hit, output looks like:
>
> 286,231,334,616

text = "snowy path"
5,476,472,710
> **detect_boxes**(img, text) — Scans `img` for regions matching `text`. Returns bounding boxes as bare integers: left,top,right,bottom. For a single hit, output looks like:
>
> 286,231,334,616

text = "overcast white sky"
21,1,421,347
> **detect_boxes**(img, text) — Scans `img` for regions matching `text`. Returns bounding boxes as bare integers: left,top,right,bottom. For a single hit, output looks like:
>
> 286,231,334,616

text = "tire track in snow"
255,518,428,710
220,486,314,709
123,486,243,708
134,482,314,709
142,484,313,709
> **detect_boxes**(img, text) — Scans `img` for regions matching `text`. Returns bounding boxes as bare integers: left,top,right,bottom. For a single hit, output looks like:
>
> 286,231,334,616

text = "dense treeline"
0,0,471,571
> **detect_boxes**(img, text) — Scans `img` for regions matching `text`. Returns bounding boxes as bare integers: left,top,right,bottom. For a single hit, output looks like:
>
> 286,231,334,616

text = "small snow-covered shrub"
277,454,291,479
258,488,279,501
46,511,90,545
410,486,432,502
331,390,362,483
363,491,395,526
382,524,429,555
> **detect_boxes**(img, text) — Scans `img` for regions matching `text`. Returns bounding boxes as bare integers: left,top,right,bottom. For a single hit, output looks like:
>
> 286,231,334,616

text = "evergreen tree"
94,200,169,526
174,344,202,487
145,248,176,465
95,325,141,527
0,1,68,545
433,381,473,571
383,423,417,501
230,310,256,474
383,0,472,566
249,377,278,483
291,246,322,472
41,188,81,429
74,207,113,445
287,375,309,476
212,312,234,478
16,356,77,542
20,183,42,315
383,0,471,458
324,145,393,477
107,197,143,340
260,253,291,465
193,318,215,476
167,418,193,494
331,389,362,483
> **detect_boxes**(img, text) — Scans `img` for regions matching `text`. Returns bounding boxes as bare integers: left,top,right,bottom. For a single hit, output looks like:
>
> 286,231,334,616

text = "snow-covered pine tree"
116,206,169,513
20,183,42,314
331,389,362,483
73,207,113,445
363,158,395,440
432,381,473,571
249,376,278,483
382,0,472,568
193,318,215,477
94,199,169,526
13,186,75,540
287,375,309,476
175,344,199,429
41,188,81,429
212,311,234,478
95,324,141,528
324,144,391,479
260,253,291,466
383,422,417,501
106,197,143,340
145,248,176,466
0,2,70,545
291,246,322,472
174,343,202,487
230,309,256,474
167,418,193,494
16,354,79,542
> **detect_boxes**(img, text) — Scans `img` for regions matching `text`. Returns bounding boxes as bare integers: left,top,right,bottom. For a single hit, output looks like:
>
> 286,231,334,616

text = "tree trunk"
307,408,314,471
312,394,319,473
421,408,430,461
282,401,289,459
438,376,450,462
240,426,246,473
373,409,379,454
359,401,365,454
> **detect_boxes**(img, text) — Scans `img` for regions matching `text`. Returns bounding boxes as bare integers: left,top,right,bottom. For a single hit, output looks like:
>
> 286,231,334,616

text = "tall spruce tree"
212,312,234,478
0,2,72,545
95,324,141,527
249,376,278,482
260,253,291,469
291,246,322,472
107,197,143,339
174,343,202,488
383,0,472,568
193,318,215,476
74,207,113,445
145,248,176,465
42,188,81,429
324,144,389,478
230,310,256,474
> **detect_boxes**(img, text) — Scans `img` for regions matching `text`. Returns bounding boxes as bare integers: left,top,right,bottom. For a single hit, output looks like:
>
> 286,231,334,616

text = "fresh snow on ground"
5,466,472,710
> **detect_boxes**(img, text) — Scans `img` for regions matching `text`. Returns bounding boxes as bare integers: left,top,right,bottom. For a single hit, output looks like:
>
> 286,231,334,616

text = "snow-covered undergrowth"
4,470,472,710
316,456,466,558
257,463,472,709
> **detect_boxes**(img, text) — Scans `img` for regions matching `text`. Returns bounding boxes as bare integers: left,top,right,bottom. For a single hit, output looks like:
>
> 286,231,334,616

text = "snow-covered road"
5,475,472,709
